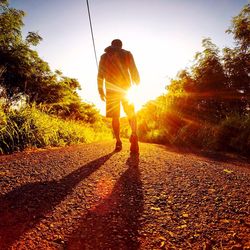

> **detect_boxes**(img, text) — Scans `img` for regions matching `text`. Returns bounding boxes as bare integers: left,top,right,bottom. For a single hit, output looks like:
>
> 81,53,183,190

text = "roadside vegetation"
136,4,250,156
0,104,111,154
0,1,111,154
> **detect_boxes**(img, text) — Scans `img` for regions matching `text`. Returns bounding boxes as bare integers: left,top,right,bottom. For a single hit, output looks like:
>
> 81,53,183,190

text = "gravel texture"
0,141,249,250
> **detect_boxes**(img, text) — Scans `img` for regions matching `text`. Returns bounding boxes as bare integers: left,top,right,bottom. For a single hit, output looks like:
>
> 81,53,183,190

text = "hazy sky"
10,0,248,114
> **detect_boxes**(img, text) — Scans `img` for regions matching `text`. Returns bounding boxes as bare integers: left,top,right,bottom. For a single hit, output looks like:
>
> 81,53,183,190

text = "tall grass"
0,105,112,154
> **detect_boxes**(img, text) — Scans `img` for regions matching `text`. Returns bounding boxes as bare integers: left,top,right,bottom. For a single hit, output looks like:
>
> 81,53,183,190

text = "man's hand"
98,88,106,101
100,93,106,102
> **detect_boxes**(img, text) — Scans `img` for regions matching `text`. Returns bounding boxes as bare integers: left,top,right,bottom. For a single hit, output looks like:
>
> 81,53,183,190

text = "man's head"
111,39,122,49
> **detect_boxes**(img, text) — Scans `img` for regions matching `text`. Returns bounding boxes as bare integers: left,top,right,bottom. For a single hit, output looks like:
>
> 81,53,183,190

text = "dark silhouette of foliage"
0,0,98,122
227,3,250,52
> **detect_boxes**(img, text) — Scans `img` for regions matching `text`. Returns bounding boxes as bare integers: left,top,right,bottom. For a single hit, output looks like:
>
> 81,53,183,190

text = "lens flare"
126,85,150,111
126,85,138,104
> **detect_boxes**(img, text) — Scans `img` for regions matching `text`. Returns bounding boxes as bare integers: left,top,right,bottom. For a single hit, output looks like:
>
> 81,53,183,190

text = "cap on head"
111,39,122,48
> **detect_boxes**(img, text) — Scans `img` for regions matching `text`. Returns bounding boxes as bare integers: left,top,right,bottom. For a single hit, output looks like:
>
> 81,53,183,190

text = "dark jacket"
98,46,140,94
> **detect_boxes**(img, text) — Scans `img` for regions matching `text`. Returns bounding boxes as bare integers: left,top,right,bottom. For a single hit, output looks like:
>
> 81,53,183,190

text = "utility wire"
86,0,99,70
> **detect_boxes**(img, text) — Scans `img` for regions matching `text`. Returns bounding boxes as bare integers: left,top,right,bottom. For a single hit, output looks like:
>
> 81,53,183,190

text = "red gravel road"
0,141,249,250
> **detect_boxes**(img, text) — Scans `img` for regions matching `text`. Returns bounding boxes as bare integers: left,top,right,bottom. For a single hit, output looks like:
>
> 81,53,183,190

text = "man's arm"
127,52,140,85
97,56,106,101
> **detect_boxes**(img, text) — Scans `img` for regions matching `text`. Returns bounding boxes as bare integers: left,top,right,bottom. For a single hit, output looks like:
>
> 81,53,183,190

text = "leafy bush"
215,114,250,155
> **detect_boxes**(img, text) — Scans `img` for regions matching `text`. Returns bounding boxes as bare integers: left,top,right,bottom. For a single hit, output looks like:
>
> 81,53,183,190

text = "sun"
126,85,147,111
125,80,168,113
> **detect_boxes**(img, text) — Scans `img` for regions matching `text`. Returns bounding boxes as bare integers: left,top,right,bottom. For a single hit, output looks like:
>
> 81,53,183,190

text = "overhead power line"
86,0,98,70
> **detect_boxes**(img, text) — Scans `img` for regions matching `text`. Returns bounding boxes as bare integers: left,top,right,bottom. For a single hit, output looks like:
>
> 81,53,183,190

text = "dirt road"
0,141,249,249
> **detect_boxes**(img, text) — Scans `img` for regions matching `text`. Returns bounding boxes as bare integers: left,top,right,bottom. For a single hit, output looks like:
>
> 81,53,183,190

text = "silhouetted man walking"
98,39,140,153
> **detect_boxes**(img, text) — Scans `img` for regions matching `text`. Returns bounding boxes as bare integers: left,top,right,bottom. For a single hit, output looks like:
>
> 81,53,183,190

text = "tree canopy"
0,0,99,122
166,4,249,120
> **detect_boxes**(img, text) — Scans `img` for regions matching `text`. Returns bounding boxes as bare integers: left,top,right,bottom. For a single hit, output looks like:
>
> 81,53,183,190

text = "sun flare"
126,85,147,111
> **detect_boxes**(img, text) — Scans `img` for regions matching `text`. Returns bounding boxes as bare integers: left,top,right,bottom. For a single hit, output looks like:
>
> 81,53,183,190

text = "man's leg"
106,91,122,151
112,117,121,141
128,114,139,154
112,117,122,150
122,96,137,136
128,114,137,136
122,95,139,153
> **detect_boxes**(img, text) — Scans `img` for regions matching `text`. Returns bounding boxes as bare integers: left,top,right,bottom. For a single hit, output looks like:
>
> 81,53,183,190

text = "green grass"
0,105,112,154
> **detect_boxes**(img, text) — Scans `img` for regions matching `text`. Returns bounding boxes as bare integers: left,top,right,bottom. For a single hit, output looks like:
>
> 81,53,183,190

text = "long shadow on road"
0,152,115,249
66,154,144,250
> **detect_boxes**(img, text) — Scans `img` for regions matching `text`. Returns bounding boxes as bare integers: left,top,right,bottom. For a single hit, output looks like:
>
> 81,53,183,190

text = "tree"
0,1,99,122
166,38,227,122
0,0,50,99
223,4,250,114
227,4,250,52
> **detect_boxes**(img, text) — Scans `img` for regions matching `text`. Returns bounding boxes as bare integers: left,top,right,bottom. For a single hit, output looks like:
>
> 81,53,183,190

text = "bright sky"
10,0,248,114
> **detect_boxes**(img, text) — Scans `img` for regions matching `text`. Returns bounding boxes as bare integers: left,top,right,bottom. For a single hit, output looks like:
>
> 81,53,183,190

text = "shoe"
115,141,122,151
130,135,139,154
